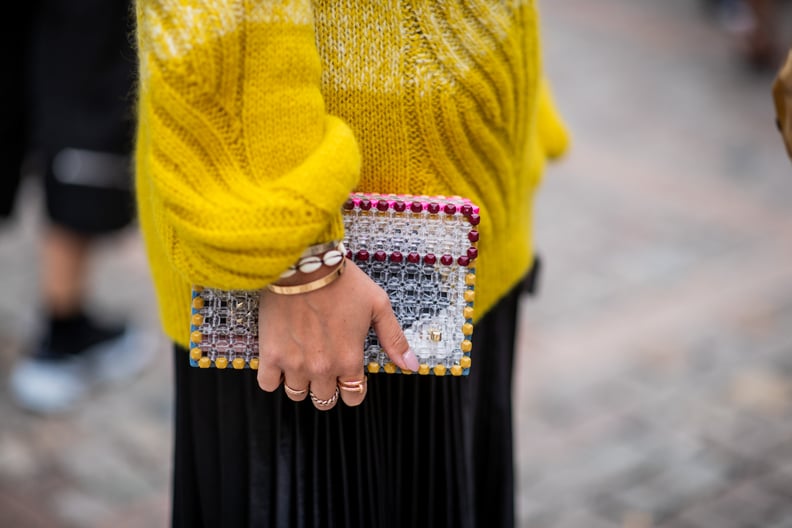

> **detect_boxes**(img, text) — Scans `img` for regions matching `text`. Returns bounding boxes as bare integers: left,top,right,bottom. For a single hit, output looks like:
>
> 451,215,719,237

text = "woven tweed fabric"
134,0,568,348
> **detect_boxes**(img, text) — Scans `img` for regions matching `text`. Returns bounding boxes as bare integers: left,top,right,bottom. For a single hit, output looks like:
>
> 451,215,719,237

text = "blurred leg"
40,224,90,318
9,0,143,414
31,0,135,315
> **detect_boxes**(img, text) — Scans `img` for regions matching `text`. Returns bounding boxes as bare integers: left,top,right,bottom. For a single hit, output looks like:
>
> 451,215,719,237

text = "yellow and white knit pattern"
135,0,569,348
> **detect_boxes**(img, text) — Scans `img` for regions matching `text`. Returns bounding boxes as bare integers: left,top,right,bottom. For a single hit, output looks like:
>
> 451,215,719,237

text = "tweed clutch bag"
188,193,480,376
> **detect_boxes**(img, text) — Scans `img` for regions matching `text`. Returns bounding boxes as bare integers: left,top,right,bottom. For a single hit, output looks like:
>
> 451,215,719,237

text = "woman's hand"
256,259,419,410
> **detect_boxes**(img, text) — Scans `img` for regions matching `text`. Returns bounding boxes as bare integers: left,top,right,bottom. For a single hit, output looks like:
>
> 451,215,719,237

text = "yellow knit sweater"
135,0,569,349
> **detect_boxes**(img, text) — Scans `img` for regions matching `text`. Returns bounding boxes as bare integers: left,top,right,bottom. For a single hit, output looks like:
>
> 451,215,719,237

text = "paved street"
2,1,792,526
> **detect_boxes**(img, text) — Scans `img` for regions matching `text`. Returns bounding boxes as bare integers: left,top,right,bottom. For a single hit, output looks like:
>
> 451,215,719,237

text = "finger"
256,355,284,392
282,375,310,402
337,372,367,407
370,293,418,372
309,379,339,411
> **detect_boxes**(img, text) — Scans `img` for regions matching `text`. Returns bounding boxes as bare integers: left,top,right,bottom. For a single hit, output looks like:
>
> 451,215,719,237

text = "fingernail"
402,348,420,371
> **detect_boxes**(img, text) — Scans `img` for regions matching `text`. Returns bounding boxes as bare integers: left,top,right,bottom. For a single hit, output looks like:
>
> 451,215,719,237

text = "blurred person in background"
1,0,146,414
705,0,782,69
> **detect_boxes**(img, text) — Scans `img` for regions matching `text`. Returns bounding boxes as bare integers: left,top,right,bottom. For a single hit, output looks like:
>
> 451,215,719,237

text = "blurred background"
1,0,792,526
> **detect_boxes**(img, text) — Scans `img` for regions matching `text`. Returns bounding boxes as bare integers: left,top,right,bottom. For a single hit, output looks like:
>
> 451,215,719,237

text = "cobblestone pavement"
2,1,792,527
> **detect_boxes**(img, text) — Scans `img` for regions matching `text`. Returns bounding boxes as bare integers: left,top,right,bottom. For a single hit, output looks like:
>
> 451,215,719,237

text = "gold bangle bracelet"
267,260,346,295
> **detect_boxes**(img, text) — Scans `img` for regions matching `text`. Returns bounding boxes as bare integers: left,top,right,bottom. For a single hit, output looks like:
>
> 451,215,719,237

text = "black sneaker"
9,314,153,414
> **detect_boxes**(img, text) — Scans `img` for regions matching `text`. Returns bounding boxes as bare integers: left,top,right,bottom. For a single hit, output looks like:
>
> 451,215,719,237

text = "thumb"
370,295,419,372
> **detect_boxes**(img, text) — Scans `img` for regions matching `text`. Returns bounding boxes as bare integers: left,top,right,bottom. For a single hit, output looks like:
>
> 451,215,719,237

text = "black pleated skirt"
173,269,536,528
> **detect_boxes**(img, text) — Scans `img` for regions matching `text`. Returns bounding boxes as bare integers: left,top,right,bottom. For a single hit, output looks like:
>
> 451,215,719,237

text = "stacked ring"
310,387,340,408
338,378,367,394
284,384,308,398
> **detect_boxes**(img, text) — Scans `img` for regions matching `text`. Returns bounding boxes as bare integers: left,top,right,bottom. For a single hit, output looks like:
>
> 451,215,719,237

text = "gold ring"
310,387,340,408
284,384,308,398
338,378,367,394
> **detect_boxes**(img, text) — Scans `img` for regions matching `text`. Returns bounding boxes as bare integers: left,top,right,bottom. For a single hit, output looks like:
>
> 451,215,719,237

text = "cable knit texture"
135,0,569,348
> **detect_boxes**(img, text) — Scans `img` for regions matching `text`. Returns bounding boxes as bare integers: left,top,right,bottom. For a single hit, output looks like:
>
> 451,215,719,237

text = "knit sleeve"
135,0,360,290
